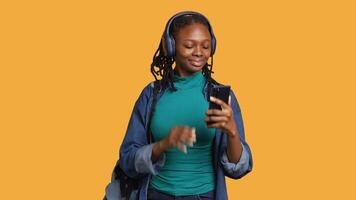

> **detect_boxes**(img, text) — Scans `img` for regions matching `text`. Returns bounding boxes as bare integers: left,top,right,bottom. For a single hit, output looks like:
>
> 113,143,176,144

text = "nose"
192,46,203,57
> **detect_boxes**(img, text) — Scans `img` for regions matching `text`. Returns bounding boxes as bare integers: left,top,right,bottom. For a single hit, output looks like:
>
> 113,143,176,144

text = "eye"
185,45,193,49
203,43,210,49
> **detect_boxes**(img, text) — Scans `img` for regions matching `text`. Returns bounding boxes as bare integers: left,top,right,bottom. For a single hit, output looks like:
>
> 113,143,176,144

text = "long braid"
150,40,176,91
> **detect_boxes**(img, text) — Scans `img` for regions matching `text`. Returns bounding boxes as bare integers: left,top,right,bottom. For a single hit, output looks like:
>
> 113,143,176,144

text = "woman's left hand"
205,96,238,137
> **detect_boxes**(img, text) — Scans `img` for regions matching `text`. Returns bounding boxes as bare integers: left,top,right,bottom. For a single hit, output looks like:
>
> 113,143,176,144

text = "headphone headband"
161,11,217,59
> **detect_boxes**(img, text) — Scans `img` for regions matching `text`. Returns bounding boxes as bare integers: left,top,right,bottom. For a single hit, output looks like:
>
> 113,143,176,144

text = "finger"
210,96,229,109
188,127,196,146
177,126,189,137
178,126,193,146
191,127,196,143
187,127,197,146
205,116,229,123
177,142,184,152
206,109,227,116
206,122,226,129
180,133,193,147
184,127,196,147
177,142,187,153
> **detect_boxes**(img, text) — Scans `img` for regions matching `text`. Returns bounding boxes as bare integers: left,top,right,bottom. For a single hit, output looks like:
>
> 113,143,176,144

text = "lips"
189,59,204,67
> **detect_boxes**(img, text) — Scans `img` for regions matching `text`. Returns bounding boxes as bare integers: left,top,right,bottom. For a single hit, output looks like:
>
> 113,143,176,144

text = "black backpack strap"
146,80,162,143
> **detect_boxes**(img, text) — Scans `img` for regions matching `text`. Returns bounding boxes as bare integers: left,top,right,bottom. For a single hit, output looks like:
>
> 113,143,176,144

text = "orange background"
1,0,355,199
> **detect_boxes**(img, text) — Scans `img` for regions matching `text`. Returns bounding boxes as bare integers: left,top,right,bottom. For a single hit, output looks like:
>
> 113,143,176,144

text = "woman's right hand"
152,126,196,162
160,126,196,153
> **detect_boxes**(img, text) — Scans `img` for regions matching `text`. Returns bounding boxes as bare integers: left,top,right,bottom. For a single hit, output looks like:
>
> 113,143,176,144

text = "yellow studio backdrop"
0,0,355,199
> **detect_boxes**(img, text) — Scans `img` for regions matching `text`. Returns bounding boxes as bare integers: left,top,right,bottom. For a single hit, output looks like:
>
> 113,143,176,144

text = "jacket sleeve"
118,83,166,179
220,89,253,179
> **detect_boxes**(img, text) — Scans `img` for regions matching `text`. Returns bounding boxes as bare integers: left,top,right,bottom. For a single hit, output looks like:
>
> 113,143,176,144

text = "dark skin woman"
104,11,252,200
151,22,243,164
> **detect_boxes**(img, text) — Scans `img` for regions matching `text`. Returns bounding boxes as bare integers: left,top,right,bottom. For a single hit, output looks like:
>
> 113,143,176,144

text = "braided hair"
150,14,218,92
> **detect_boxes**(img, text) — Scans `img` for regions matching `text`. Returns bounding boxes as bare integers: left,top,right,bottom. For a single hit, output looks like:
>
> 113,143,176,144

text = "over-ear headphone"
161,11,217,59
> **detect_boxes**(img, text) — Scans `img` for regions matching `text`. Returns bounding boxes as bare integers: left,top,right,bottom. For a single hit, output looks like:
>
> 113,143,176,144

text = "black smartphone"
209,85,231,110
206,85,230,126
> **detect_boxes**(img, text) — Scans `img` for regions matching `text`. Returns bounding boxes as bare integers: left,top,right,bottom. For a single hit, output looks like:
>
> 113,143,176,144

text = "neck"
173,68,201,78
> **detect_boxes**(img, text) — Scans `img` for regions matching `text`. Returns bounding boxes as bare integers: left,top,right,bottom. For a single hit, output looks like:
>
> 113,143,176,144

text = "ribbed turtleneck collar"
172,70,206,90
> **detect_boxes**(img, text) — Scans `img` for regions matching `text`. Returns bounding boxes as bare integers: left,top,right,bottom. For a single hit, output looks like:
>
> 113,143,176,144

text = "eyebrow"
182,39,211,42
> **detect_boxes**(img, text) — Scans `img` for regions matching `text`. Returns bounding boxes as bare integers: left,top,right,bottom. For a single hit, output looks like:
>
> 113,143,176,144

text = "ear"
228,95,231,105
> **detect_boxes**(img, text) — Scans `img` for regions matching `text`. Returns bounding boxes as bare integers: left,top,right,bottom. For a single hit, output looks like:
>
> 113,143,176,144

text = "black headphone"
161,11,217,59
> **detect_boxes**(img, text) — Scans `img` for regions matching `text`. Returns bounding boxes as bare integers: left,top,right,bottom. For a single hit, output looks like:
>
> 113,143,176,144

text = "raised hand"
205,96,238,137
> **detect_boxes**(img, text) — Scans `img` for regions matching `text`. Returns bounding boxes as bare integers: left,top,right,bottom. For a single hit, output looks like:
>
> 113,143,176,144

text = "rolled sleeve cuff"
134,143,166,175
221,142,249,177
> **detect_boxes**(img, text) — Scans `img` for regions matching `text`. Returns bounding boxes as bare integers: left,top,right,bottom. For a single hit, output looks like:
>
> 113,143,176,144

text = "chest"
150,87,215,145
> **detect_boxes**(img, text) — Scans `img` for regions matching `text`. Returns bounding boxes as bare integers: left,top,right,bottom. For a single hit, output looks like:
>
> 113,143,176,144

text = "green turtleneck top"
149,71,216,196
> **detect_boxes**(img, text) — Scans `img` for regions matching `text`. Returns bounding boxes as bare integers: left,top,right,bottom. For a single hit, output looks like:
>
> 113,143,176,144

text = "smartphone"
208,85,231,110
207,85,230,126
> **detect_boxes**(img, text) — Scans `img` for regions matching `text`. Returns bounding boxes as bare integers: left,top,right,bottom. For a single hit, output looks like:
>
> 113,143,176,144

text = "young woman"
118,11,253,200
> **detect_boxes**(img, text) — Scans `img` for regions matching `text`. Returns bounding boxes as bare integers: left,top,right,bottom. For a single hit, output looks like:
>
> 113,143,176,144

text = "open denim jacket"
117,80,253,200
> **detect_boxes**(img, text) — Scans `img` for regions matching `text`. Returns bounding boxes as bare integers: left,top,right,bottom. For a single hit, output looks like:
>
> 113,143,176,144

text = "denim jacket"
117,80,253,200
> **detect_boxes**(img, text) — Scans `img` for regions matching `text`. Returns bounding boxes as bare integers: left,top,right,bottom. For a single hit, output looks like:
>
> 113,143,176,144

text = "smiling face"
173,23,212,77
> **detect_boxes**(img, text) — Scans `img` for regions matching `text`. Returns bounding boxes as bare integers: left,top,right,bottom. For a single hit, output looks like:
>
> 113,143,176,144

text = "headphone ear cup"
163,33,174,59
211,36,216,55
161,36,168,57
170,36,175,58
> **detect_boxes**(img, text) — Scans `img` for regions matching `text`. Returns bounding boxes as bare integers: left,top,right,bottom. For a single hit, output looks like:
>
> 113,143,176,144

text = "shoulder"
135,81,154,102
136,80,161,101
142,81,155,94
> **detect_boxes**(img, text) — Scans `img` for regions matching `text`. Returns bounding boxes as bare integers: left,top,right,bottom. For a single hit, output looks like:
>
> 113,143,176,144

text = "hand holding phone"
206,85,231,126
